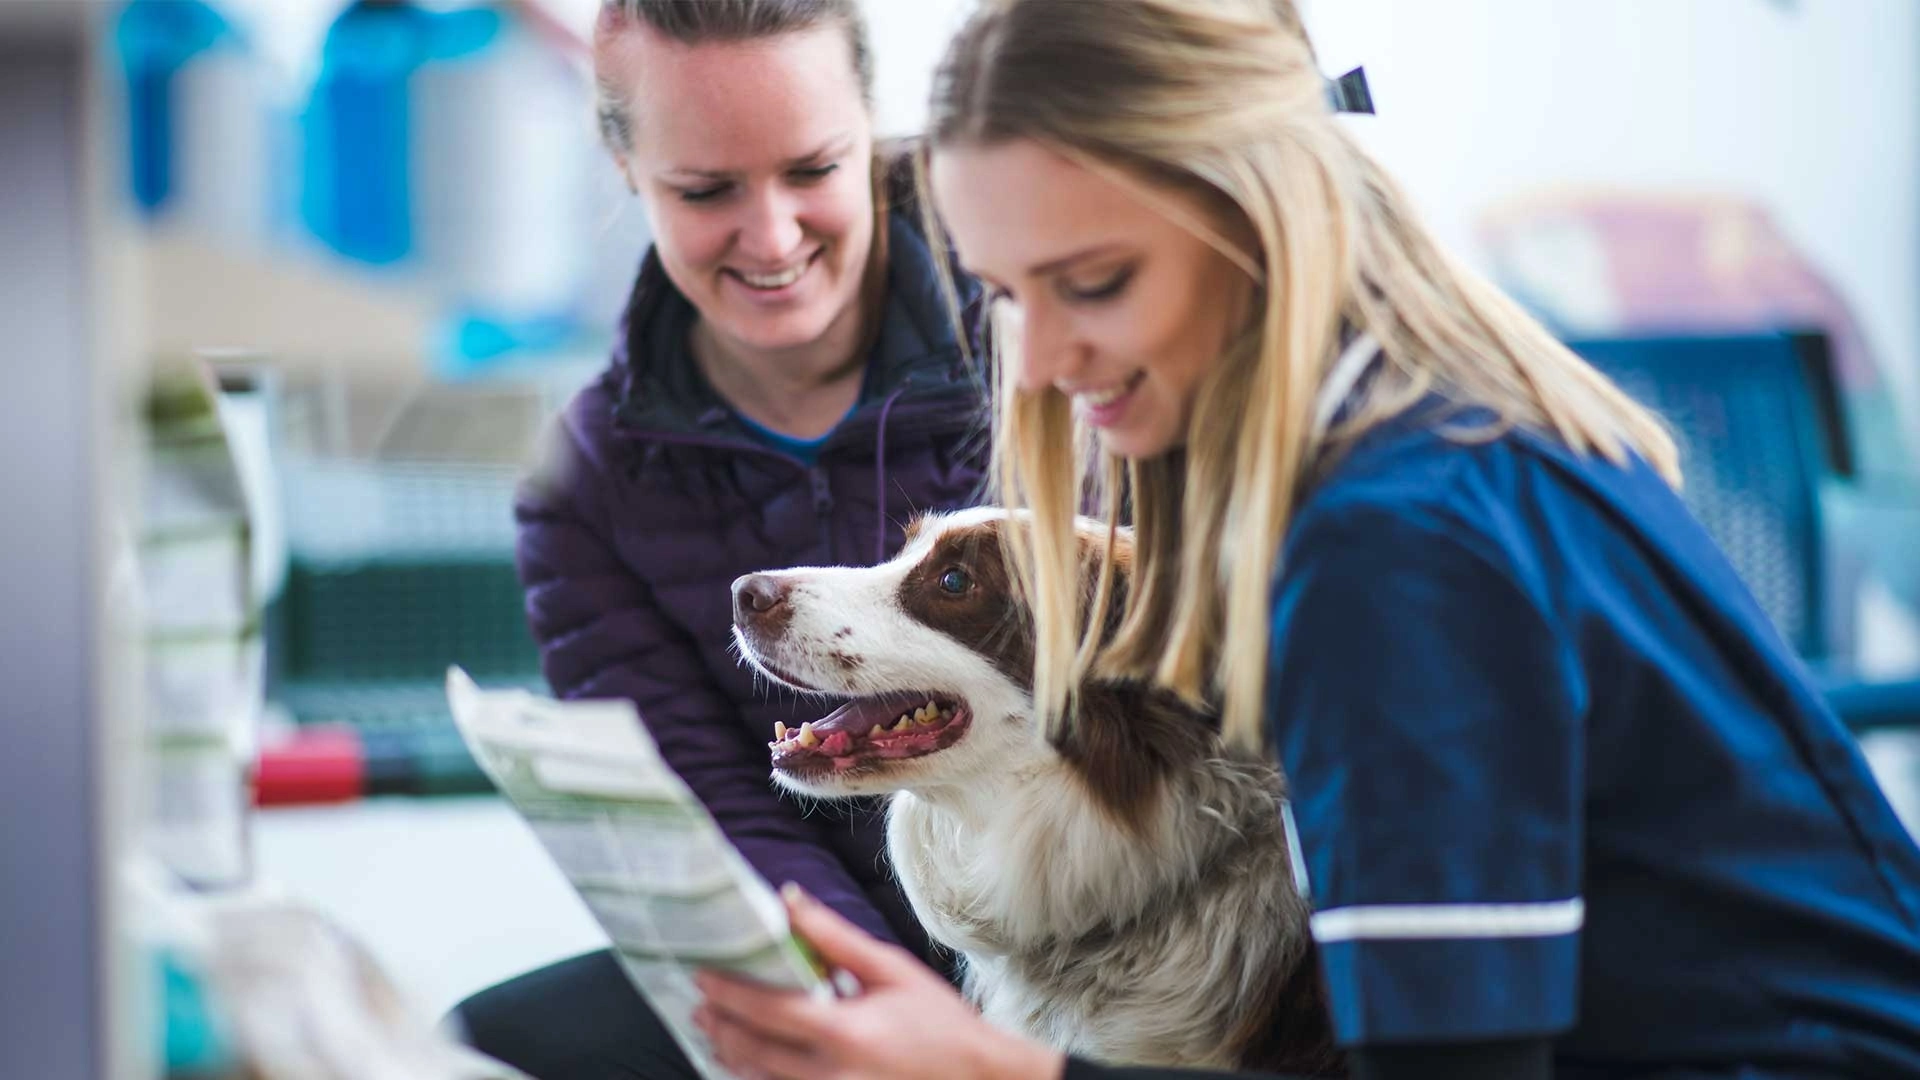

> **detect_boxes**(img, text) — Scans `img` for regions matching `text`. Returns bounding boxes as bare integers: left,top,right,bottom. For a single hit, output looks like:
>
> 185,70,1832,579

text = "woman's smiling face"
603,24,876,359
931,138,1256,458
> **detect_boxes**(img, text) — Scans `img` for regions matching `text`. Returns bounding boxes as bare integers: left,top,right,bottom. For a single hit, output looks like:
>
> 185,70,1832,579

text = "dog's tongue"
814,691,931,737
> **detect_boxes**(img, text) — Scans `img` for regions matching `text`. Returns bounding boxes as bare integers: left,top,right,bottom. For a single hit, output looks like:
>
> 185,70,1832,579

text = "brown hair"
593,0,875,157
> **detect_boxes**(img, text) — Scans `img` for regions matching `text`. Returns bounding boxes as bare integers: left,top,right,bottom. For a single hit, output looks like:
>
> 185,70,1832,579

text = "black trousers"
452,951,1546,1080
447,950,1292,1080
452,950,700,1080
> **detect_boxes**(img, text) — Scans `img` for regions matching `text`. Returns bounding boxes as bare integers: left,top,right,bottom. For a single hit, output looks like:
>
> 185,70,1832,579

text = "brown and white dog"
730,508,1340,1073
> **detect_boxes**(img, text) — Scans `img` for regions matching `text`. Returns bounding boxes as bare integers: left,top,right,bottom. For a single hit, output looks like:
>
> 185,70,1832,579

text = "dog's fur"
731,508,1340,1073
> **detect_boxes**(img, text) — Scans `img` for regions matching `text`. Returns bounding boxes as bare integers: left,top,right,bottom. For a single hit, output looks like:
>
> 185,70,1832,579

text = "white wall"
1306,0,1919,429
866,0,974,139
867,0,1920,431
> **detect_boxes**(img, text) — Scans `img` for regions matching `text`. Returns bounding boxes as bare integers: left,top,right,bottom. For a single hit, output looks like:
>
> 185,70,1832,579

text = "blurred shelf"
137,225,439,379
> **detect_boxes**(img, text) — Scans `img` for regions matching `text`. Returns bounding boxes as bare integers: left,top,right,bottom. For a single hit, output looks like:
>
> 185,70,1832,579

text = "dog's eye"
938,567,972,595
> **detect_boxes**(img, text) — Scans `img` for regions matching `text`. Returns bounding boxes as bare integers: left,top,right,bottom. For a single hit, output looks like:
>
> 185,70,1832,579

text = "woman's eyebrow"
1026,243,1129,278
661,134,856,181
786,134,855,167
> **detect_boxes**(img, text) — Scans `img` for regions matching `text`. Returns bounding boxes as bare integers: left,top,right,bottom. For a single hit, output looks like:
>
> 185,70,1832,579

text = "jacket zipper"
808,467,836,562
607,395,979,463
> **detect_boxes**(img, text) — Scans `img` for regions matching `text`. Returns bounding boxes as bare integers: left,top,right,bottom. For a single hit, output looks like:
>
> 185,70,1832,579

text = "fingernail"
780,882,811,906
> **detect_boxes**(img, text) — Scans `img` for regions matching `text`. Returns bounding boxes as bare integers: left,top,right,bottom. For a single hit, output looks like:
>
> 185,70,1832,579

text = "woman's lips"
1074,370,1148,428
725,250,822,301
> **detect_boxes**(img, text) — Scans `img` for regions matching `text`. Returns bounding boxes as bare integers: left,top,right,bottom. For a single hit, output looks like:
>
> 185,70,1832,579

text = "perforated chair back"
1569,334,1828,658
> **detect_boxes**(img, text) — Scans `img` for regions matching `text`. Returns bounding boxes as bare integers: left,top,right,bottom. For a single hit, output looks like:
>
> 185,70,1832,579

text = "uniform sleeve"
1266,501,1587,1047
513,419,912,951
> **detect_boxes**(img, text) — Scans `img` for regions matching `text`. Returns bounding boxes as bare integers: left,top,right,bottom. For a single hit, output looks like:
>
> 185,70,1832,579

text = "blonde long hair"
921,0,1679,751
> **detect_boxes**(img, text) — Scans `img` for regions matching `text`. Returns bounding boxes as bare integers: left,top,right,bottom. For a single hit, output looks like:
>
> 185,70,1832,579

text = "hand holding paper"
692,886,1066,1080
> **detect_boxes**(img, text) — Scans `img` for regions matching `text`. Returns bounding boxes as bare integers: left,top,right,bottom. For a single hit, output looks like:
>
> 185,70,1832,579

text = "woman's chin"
1094,420,1179,461
709,308,842,357
707,280,868,360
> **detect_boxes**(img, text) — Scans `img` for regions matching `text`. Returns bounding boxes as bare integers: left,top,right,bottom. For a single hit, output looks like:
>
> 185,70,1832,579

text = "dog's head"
731,507,1218,826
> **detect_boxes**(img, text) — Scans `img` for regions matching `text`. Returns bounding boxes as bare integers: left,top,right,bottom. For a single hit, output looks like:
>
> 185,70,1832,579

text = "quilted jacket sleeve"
512,414,906,948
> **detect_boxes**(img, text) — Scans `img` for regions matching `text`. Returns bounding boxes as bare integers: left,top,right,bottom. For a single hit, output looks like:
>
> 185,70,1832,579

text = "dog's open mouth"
769,691,971,775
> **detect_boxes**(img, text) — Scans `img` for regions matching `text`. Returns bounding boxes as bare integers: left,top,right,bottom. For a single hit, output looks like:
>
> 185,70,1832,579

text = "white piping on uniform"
1279,801,1311,901
1310,898,1585,943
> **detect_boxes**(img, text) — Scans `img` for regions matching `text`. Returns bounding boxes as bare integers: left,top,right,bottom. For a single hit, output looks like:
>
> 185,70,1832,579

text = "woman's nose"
1012,303,1085,394
736,188,804,263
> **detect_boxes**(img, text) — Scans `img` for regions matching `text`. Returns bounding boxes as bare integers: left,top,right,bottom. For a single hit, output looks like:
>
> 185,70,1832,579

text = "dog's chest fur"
885,756,1337,1072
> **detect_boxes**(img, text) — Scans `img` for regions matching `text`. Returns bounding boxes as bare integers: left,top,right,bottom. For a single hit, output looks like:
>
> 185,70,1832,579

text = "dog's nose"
732,574,791,624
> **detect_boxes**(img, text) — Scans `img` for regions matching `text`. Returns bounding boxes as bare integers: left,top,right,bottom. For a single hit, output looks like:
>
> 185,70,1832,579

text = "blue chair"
1568,332,1920,733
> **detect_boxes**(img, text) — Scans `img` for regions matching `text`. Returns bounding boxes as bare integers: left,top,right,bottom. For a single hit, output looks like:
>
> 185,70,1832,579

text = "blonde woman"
694,2,1920,1079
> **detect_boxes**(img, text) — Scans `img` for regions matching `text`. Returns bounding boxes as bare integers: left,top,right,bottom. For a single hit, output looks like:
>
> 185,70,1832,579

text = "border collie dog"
730,508,1340,1073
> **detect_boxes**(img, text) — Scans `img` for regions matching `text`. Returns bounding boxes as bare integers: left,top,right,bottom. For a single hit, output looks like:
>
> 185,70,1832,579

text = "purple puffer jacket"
514,204,987,968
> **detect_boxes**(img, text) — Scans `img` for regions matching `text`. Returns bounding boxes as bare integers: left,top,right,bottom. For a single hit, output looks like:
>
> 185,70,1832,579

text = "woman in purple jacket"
452,2,985,1076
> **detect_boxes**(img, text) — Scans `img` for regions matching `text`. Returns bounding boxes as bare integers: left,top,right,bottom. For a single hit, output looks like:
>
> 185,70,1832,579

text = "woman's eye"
1061,266,1135,303
790,163,839,184
679,183,732,204
938,568,972,594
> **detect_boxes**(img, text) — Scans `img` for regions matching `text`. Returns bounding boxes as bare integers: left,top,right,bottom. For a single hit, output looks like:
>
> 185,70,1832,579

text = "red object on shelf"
254,727,366,806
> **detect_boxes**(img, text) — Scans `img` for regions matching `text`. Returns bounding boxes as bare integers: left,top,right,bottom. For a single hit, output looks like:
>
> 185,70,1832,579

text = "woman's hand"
693,885,1065,1080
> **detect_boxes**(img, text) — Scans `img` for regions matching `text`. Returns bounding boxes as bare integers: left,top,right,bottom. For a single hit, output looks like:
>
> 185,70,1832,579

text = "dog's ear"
1051,679,1217,836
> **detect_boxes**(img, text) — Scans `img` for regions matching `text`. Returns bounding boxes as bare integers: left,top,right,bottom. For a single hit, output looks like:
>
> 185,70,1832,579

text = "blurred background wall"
880,0,1920,465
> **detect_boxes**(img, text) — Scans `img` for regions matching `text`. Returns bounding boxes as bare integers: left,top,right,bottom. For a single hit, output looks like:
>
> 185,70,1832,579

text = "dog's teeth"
893,716,913,732
869,724,885,738
797,722,819,748
774,722,788,741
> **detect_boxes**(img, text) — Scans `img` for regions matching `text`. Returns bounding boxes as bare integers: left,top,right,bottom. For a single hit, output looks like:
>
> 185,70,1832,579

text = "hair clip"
1324,66,1375,115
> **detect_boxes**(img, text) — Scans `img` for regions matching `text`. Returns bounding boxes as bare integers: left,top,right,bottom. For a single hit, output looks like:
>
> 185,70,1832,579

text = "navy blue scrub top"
1266,404,1920,1078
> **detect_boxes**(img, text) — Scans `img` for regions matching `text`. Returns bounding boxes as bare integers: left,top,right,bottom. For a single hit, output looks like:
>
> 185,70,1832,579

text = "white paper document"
444,668,829,1079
